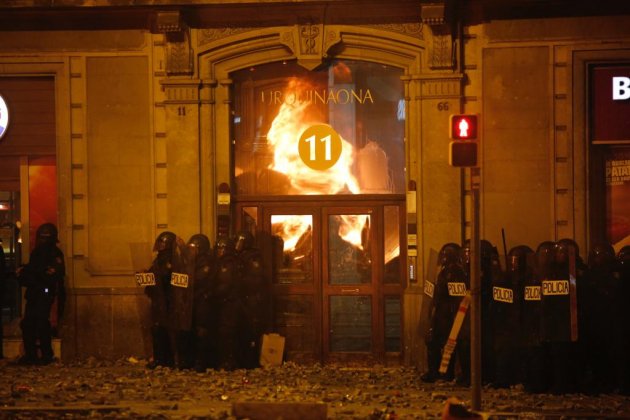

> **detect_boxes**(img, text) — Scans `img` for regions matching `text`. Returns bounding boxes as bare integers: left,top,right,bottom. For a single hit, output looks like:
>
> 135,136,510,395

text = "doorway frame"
235,194,406,364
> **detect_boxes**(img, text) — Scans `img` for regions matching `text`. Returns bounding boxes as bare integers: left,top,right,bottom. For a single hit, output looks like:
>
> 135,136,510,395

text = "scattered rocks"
1,359,629,418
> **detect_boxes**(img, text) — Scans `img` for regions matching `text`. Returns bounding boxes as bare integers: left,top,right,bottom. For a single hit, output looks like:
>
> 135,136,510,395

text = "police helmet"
588,243,615,269
508,245,534,273
235,230,256,253
153,231,176,253
438,242,461,267
36,223,58,247
216,237,236,258
187,234,211,256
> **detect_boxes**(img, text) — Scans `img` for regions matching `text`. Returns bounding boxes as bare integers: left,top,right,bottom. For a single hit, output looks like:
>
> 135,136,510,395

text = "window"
232,60,405,196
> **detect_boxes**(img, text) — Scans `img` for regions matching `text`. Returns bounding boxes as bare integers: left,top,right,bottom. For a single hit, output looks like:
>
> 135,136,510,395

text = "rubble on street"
1,358,630,419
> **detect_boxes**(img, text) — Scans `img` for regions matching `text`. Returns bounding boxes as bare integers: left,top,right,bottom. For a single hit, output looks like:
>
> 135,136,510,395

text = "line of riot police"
143,230,268,372
423,239,630,395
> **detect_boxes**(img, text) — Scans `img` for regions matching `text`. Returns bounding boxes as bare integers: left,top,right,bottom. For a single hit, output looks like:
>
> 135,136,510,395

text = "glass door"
240,199,405,364
322,206,379,363
263,206,322,363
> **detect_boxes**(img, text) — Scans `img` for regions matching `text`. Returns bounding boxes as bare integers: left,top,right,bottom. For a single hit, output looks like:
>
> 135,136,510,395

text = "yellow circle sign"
298,124,342,171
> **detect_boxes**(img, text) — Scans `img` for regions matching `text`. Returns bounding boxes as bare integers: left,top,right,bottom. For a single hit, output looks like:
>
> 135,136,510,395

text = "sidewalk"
1,357,629,419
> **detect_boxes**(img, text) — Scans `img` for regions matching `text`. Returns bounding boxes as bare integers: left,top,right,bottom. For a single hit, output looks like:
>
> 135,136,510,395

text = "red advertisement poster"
605,147,630,252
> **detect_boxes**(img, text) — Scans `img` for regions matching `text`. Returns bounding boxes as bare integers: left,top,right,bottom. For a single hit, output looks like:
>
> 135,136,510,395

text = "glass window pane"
385,296,401,352
271,215,313,284
330,295,372,352
384,205,401,284
232,60,405,196
241,206,258,237
328,214,371,284
274,295,315,355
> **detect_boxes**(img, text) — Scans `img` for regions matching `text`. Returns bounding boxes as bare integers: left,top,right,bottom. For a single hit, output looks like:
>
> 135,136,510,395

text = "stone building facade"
0,1,629,366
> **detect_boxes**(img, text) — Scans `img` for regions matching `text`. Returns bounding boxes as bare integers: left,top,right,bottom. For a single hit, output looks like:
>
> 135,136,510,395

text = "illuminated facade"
0,1,629,365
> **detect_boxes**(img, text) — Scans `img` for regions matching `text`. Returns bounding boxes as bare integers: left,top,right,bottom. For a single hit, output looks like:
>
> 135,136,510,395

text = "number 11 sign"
298,124,342,171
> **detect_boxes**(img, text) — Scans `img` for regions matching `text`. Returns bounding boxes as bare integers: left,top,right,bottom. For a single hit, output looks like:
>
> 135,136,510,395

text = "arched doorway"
198,25,424,364
231,59,406,363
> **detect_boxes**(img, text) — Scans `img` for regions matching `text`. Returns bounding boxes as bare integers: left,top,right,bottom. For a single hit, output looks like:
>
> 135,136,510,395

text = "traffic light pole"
470,167,482,411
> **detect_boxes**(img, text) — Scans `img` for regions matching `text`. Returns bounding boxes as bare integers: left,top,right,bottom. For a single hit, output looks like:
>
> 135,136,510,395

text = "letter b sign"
613,77,630,100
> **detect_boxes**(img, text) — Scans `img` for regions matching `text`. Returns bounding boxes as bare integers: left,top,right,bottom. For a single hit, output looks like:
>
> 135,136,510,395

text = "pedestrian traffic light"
448,114,479,167
449,114,478,140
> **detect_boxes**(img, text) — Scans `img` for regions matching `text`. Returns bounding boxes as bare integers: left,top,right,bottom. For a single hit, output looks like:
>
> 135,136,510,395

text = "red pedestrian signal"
448,114,479,167
450,114,478,140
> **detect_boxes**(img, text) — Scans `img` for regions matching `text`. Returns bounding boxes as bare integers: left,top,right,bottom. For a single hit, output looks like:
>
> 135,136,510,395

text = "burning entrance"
232,60,406,363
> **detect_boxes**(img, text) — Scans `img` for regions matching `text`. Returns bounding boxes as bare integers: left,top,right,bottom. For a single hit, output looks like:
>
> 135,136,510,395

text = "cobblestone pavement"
1,358,630,419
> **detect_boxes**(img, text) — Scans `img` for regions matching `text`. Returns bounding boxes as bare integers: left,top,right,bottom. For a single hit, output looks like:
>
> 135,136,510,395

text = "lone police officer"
17,223,65,365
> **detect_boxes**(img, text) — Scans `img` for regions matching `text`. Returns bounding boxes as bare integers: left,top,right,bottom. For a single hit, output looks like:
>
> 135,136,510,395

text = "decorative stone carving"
152,11,193,76
300,23,320,54
363,23,424,40
414,75,463,99
421,2,447,26
429,30,454,70
324,29,342,55
198,27,257,46
280,23,341,70
421,1,455,70
160,79,201,104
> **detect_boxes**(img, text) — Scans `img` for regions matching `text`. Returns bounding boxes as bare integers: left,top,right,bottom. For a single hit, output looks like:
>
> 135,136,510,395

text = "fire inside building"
0,0,630,392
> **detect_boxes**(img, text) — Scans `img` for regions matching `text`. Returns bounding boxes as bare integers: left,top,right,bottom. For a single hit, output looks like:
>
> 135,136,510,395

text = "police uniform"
235,231,268,369
169,235,197,370
18,223,65,365
213,237,243,370
422,243,461,383
184,234,215,372
145,231,183,369
586,244,622,393
540,240,581,394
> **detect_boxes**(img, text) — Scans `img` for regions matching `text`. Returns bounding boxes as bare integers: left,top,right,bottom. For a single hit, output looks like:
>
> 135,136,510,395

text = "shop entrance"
230,58,407,363
0,76,57,329
236,197,405,364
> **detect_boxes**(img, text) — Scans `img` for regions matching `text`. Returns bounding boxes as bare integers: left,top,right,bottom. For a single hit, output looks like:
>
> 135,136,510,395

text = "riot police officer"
213,237,243,370
492,245,532,388
235,230,267,369
17,223,65,365
186,234,215,372
586,243,620,393
517,244,545,393
521,241,556,393
422,243,461,383
460,239,497,385
169,234,197,370
617,246,630,395
484,240,502,384
145,231,183,369
541,239,579,394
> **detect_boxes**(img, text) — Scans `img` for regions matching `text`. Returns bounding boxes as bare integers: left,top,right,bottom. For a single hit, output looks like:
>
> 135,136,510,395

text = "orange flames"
266,79,359,195
271,215,312,252
267,78,368,251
